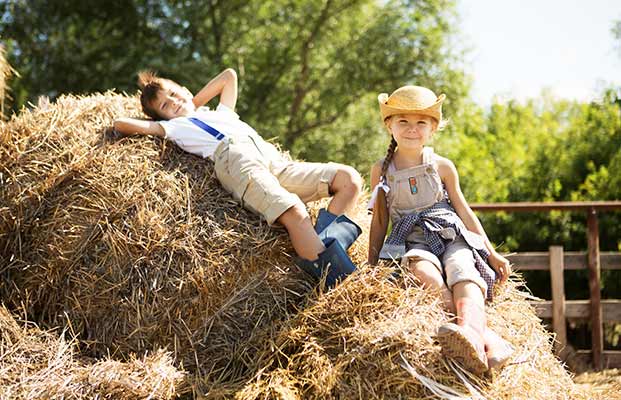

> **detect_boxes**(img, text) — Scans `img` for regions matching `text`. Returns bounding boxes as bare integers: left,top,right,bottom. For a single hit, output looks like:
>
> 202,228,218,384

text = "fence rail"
471,201,621,371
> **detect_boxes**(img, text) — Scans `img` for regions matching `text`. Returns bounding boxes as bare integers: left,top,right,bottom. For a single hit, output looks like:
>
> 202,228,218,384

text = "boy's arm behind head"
113,117,165,138
192,68,238,110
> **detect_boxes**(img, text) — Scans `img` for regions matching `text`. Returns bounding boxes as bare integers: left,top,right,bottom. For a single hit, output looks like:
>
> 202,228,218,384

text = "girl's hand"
488,251,511,283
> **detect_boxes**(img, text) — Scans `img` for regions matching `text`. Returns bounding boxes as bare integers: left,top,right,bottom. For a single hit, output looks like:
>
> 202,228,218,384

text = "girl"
367,85,513,375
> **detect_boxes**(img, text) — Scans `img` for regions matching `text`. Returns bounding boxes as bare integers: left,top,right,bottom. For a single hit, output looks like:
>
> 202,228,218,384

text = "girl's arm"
438,157,511,282
192,68,238,110
368,161,390,265
113,117,165,138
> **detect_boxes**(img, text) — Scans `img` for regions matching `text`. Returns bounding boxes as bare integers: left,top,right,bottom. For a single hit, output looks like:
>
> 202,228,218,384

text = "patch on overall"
408,177,418,194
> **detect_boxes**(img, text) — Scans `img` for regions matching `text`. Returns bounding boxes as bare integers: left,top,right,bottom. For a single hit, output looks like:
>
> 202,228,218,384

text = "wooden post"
587,208,603,370
549,246,567,356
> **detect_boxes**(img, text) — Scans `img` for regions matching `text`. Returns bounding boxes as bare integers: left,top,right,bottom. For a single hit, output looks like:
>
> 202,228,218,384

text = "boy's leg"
214,141,324,261
272,161,362,251
272,161,362,214
277,203,325,261
326,165,363,215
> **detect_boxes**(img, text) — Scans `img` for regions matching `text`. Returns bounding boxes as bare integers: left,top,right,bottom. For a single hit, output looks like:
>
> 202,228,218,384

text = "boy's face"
152,80,196,120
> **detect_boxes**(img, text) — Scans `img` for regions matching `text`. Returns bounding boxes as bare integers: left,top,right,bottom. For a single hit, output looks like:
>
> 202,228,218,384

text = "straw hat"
378,85,446,122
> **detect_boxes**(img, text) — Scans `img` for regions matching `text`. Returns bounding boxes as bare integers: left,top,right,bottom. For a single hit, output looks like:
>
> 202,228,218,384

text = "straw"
0,305,184,399
0,91,604,398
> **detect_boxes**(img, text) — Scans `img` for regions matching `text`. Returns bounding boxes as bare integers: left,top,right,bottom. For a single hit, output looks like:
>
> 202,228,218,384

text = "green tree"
0,0,172,110
0,0,468,166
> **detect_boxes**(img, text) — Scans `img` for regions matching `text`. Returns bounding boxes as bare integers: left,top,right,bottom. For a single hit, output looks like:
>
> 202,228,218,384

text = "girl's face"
386,113,436,149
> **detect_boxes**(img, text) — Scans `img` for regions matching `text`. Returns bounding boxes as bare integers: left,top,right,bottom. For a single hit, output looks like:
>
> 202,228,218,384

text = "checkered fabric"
384,196,496,300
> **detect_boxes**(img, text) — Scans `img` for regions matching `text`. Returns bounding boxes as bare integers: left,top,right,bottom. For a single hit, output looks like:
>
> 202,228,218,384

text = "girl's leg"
437,281,488,374
408,259,454,313
278,203,325,260
326,166,363,215
483,326,514,369
453,281,514,369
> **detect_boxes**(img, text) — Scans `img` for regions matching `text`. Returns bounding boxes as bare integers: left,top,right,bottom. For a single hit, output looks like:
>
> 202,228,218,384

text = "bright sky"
458,0,621,106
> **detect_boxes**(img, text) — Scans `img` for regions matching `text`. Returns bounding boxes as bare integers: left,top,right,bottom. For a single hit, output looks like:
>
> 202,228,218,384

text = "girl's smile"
387,113,436,147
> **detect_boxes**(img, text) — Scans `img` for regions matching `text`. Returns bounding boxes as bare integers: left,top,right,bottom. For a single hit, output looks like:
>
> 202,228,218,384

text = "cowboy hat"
378,85,446,122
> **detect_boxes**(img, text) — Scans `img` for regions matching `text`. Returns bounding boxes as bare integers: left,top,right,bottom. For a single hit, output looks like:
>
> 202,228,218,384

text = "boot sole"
437,324,488,376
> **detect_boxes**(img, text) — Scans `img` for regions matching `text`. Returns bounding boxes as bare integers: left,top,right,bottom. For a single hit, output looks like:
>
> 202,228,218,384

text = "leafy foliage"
0,0,467,152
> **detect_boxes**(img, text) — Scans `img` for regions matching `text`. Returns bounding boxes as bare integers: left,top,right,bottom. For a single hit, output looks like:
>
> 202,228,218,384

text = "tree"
0,0,468,163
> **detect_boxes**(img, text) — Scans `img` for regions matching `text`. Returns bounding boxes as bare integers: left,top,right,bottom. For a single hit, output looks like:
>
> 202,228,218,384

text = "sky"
458,0,621,106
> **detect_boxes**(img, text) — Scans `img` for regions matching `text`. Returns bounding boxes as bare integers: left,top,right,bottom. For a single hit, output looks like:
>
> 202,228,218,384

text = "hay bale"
0,305,184,399
233,272,597,400
0,92,311,394
0,91,599,398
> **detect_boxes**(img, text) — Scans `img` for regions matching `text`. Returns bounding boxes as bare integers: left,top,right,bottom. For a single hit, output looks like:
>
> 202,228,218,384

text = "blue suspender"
188,117,226,140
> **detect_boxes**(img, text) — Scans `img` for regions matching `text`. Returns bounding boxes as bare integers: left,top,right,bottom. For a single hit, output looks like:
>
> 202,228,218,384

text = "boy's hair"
137,70,165,120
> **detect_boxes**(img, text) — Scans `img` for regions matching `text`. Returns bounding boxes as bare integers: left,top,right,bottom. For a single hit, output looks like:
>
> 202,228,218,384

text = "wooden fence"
471,201,621,371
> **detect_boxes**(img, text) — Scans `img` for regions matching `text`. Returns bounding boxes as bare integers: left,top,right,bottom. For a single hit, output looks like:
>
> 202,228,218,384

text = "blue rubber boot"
295,239,357,288
314,208,338,233
314,208,362,250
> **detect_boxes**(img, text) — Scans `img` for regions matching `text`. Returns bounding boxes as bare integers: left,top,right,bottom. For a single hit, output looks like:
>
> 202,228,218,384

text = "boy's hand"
488,250,511,283
192,68,238,110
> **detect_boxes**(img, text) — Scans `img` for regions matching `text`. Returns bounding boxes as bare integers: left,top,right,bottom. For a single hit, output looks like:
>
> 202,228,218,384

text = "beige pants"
213,135,339,225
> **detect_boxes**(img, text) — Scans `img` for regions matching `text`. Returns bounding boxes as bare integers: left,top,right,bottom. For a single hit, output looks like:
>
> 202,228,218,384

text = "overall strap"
188,117,226,140
422,147,435,164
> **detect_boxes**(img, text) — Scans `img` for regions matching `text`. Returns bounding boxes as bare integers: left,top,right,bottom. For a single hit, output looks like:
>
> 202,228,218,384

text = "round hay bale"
0,92,313,394
0,305,184,399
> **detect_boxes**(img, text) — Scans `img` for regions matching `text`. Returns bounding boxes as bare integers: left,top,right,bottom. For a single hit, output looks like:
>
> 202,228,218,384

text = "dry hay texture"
574,368,621,400
0,305,184,399
0,92,603,399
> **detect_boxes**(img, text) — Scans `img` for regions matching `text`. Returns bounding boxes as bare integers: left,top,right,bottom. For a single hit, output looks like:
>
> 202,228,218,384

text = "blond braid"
380,136,397,181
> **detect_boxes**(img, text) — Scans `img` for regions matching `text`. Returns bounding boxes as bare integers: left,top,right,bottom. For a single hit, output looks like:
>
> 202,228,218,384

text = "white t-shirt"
158,103,260,160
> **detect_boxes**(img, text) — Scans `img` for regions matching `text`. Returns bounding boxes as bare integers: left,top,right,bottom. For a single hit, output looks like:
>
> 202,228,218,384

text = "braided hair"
380,136,397,182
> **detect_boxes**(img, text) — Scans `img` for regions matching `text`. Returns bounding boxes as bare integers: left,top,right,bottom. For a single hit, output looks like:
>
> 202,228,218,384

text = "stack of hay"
0,91,599,399
235,272,594,399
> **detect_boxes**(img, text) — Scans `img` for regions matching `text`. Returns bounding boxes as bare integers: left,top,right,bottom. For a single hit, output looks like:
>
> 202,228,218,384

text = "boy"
114,68,363,287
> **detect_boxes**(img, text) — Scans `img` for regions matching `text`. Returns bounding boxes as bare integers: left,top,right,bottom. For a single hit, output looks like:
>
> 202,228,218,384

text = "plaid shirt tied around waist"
382,199,497,300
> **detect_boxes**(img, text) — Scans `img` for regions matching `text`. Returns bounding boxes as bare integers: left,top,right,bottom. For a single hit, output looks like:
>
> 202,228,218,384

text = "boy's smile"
153,81,196,120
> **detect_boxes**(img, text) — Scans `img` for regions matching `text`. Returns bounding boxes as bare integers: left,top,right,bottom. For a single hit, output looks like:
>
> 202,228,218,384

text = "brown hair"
137,70,165,120
380,136,398,181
